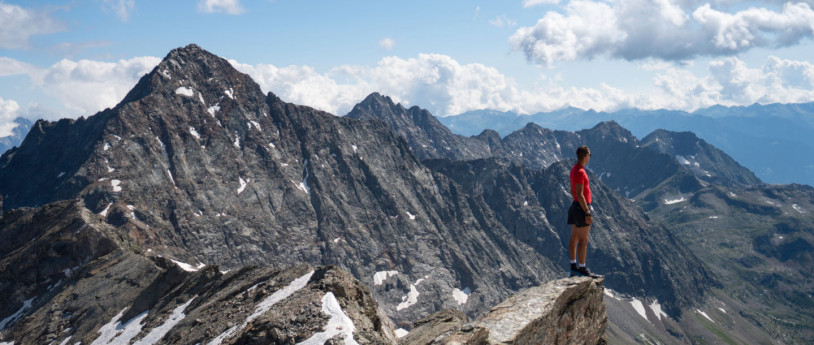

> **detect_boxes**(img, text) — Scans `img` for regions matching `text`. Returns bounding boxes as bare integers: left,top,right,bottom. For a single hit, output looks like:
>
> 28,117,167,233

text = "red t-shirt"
570,163,591,204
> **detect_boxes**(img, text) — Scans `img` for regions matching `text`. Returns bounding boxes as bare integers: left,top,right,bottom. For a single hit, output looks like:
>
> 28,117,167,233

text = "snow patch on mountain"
175,87,195,97
452,287,471,305
373,271,398,285
294,292,359,345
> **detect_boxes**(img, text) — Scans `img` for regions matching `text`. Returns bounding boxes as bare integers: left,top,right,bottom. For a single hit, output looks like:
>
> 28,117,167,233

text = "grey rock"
399,309,468,345
402,277,607,345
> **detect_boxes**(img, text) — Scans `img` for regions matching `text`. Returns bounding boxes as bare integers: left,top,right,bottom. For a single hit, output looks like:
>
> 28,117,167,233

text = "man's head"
576,145,591,165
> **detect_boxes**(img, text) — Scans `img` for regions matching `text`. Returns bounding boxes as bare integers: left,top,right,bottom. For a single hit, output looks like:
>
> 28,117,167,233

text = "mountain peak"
120,44,257,107
582,120,637,144
351,92,404,116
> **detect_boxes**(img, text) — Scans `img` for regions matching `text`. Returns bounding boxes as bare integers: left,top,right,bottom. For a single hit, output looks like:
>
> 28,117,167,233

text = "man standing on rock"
568,145,602,278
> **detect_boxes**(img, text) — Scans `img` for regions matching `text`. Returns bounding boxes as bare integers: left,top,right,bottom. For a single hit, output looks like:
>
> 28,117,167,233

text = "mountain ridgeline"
439,105,814,187
348,86,814,343
1,44,811,344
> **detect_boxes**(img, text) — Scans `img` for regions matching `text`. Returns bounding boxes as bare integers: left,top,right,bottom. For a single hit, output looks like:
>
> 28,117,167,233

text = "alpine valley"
0,45,811,344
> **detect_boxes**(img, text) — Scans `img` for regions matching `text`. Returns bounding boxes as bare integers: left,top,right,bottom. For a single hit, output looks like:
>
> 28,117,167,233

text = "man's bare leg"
569,224,579,262
575,225,591,265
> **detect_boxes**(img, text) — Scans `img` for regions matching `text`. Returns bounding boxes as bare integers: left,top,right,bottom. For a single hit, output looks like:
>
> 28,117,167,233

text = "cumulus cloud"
0,2,64,49
379,37,396,50
0,56,161,118
34,57,161,115
0,97,21,137
511,0,814,65
232,53,814,116
103,0,136,21
489,15,518,28
232,54,659,116
197,0,244,14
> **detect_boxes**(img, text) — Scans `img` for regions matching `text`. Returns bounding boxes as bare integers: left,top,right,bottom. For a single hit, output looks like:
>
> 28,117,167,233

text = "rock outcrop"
402,277,607,345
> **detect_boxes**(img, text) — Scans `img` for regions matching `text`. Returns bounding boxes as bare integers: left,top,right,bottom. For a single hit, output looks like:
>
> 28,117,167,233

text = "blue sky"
2,0,814,136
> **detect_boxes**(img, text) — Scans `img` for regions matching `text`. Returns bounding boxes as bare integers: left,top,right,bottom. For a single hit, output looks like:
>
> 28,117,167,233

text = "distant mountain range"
438,103,814,187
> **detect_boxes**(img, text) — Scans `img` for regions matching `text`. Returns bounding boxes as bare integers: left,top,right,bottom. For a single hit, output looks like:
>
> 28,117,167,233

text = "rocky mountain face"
641,129,762,187
645,182,814,344
423,158,712,316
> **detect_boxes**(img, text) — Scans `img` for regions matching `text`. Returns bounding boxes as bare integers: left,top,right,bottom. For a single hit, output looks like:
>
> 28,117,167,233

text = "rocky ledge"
401,276,607,345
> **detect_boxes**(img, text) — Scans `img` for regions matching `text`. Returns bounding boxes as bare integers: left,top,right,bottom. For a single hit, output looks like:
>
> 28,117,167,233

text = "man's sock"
578,263,586,268
570,259,577,264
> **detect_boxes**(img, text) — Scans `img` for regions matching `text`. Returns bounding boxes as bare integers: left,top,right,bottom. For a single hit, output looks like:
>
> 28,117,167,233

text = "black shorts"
567,201,592,227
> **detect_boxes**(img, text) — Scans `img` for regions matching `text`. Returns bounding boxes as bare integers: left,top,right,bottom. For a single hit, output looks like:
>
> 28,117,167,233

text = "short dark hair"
576,145,590,160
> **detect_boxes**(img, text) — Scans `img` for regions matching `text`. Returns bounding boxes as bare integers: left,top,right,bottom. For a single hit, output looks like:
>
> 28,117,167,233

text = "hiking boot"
576,266,602,279
569,264,578,277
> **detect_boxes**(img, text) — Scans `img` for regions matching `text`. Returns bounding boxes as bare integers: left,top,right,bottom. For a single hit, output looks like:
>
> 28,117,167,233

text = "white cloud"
379,37,396,50
0,97,21,137
511,0,814,65
39,57,161,115
647,56,814,110
14,57,161,117
511,1,625,65
197,0,244,15
232,53,814,116
0,3,64,49
522,0,560,7
693,2,814,53
489,15,518,28
0,57,38,77
104,0,136,21
232,54,640,116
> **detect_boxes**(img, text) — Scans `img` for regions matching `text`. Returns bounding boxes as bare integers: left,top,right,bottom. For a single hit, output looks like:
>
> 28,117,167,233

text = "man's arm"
575,183,593,225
